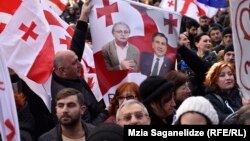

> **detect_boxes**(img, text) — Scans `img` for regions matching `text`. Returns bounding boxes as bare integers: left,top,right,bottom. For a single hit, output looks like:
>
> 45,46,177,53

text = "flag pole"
174,0,177,11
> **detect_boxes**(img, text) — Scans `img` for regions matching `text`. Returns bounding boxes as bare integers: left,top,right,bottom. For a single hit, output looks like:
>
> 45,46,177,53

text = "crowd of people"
1,0,250,141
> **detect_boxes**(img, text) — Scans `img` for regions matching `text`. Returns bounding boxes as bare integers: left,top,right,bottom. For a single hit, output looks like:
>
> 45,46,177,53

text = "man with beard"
209,26,223,48
197,16,210,35
183,18,199,50
38,88,95,141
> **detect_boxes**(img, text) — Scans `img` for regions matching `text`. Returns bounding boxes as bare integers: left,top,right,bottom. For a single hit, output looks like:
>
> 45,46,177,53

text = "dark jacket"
222,111,239,125
205,88,242,123
38,121,95,141
178,47,213,96
51,21,108,125
212,43,225,53
140,52,174,77
51,71,108,125
18,102,35,141
10,74,55,140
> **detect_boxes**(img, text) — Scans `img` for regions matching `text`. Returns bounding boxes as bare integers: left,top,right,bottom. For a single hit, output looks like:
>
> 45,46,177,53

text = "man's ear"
80,105,86,115
57,67,65,75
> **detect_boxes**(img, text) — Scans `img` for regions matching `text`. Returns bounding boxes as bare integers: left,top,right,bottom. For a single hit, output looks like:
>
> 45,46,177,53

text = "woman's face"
175,82,191,103
162,94,176,117
216,66,235,91
196,35,211,53
117,89,138,105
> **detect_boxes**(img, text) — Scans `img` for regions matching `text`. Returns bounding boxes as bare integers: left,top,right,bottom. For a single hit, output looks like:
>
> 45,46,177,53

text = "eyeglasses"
119,111,147,122
114,30,130,35
117,95,137,101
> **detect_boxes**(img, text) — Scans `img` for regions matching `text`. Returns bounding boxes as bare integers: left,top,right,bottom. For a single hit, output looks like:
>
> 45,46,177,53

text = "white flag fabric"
81,43,103,102
0,0,65,109
0,0,22,33
90,0,182,107
0,49,20,141
160,0,218,21
47,0,67,15
230,0,250,99
0,0,101,110
160,0,176,11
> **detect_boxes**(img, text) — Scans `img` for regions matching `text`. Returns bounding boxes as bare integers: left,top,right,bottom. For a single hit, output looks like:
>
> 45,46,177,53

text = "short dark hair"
185,18,199,29
194,32,209,43
151,32,168,43
199,15,208,19
56,88,85,106
208,26,222,36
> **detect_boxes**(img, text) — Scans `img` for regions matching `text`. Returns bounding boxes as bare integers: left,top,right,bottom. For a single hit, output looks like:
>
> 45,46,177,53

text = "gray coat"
102,40,139,71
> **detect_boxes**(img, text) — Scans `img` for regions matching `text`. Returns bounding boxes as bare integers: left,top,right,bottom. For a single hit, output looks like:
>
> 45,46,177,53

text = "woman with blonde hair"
204,61,242,123
105,82,141,123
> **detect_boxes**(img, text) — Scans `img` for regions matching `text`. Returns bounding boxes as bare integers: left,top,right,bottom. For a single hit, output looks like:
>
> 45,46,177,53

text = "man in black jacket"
51,0,108,125
38,88,95,141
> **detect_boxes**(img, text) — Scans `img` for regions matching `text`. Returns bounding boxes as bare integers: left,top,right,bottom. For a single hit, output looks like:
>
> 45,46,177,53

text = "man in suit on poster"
102,22,139,72
140,32,174,76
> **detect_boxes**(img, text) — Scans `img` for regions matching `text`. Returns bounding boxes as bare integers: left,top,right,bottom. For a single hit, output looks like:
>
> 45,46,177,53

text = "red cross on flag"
0,0,101,110
0,50,20,141
90,0,182,106
160,0,176,11
0,0,22,33
0,0,75,110
160,0,218,21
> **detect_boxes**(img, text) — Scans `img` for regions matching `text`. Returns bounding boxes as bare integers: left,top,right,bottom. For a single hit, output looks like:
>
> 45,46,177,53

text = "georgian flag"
47,0,67,15
160,0,227,21
0,50,20,141
0,0,22,33
160,0,176,11
90,0,182,106
0,0,101,110
0,0,54,108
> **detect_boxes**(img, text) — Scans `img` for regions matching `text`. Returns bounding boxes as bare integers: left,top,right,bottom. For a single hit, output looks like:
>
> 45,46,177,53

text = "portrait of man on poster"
102,22,139,72
140,32,174,76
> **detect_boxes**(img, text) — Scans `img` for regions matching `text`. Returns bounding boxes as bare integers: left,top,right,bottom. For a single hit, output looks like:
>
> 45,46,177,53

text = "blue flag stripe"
197,0,227,8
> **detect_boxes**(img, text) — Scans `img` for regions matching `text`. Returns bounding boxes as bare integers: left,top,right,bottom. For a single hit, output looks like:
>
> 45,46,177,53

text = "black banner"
124,125,250,141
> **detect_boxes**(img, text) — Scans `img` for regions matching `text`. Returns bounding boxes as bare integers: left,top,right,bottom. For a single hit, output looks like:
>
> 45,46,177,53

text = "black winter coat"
205,88,242,123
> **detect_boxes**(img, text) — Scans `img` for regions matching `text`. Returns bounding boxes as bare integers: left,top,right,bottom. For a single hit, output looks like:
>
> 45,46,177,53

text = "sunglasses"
120,111,147,122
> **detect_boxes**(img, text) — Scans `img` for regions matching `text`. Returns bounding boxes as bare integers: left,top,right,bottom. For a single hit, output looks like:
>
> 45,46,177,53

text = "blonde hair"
204,61,236,90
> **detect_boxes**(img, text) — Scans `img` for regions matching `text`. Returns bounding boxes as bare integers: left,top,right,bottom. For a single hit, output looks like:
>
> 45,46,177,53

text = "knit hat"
86,123,123,141
222,27,232,37
174,96,219,125
140,76,174,103
224,43,234,54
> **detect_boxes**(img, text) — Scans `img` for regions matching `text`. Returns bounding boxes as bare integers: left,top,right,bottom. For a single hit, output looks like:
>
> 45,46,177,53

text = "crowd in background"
1,0,250,141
